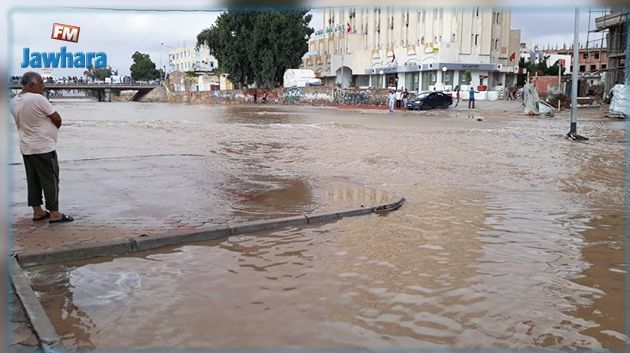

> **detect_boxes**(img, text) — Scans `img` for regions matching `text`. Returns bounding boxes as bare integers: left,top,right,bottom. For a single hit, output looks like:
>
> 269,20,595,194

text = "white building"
168,44,218,74
302,7,521,91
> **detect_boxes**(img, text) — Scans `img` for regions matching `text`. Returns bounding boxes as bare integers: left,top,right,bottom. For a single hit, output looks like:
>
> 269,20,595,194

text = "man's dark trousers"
22,151,59,211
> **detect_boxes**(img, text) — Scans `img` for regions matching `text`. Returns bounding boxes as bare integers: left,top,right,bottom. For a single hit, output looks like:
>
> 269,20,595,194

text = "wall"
159,86,393,107
281,86,390,106
532,75,563,96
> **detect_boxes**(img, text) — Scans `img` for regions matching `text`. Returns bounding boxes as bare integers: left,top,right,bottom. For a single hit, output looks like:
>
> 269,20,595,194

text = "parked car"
406,91,452,110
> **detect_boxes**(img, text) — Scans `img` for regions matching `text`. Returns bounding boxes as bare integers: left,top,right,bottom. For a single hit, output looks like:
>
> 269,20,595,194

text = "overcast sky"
9,7,604,77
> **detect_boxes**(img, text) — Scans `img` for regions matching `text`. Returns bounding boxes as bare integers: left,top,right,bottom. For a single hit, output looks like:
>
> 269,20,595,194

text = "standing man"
395,89,402,109
10,72,74,223
468,86,478,109
388,90,396,113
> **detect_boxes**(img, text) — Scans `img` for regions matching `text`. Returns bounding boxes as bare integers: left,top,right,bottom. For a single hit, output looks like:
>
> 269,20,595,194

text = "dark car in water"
406,91,453,110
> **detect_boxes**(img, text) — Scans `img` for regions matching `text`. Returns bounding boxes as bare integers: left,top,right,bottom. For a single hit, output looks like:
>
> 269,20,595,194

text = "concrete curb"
16,197,405,268
10,257,61,351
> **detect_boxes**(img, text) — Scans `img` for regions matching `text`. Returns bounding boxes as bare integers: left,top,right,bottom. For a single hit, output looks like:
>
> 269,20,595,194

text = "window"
593,52,600,59
494,39,499,50
582,53,588,59
476,7,479,17
444,70,454,86
452,33,456,42
496,12,500,24
602,64,607,69
422,10,425,23
475,34,479,46
459,70,472,85
355,75,370,87
421,36,425,44
371,74,383,88
590,64,596,71
579,65,585,72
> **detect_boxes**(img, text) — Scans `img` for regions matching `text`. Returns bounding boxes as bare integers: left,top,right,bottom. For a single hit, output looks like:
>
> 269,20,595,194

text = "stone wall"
162,86,392,107
138,86,168,102
281,86,390,107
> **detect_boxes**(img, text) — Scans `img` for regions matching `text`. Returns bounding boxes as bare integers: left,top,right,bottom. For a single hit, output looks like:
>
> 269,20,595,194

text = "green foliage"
130,51,161,80
524,56,562,76
462,70,472,84
83,67,112,81
197,10,314,87
185,70,197,78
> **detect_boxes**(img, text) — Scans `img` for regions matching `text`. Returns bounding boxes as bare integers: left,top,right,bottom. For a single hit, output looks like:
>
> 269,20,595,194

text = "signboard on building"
420,63,500,71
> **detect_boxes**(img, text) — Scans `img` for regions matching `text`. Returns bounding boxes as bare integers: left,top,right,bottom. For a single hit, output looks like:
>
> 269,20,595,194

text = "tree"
130,51,160,80
83,67,112,81
197,10,313,88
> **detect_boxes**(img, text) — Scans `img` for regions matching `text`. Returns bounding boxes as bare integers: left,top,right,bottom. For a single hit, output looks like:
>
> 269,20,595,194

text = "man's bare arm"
48,112,62,129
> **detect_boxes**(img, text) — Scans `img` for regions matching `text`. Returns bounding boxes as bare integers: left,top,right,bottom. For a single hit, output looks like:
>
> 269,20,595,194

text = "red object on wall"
477,85,487,91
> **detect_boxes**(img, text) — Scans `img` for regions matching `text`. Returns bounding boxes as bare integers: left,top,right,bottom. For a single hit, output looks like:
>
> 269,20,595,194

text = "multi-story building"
548,47,608,74
168,44,218,74
302,7,521,91
547,47,608,86
595,9,627,93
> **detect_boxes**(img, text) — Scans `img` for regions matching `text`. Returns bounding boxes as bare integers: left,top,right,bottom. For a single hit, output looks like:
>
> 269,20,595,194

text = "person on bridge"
10,72,74,224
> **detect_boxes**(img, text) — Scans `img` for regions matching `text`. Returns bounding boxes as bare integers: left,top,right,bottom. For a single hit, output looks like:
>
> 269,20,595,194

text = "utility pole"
568,8,588,140
341,30,344,89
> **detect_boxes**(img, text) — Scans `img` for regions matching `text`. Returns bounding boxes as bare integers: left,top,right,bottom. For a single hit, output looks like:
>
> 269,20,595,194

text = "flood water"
15,101,625,349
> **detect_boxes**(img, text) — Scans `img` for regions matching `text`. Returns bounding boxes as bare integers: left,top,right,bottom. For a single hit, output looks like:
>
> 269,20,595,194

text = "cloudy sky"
9,7,605,77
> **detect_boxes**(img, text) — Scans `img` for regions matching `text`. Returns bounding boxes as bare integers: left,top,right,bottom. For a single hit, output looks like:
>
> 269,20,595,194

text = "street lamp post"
161,42,175,81
568,8,588,140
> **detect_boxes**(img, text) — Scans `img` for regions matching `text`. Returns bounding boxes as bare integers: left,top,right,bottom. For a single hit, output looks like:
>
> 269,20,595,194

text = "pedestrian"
402,88,409,109
507,85,517,100
454,86,461,107
9,72,74,223
468,86,477,109
395,89,402,109
388,90,396,113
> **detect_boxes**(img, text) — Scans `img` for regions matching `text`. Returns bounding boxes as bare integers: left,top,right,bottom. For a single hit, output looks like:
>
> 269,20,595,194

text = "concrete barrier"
16,197,405,268
10,257,61,351
135,225,232,252
18,238,137,268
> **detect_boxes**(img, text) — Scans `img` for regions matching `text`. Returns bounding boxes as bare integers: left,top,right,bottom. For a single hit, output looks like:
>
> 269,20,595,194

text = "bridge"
8,82,158,102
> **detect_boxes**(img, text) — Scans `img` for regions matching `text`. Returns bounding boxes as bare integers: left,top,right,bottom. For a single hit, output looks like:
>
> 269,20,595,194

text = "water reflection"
28,266,98,348
222,174,316,218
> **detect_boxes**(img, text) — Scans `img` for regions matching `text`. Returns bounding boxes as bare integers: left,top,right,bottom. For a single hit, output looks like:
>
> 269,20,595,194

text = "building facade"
302,7,521,92
548,47,608,87
168,44,218,74
595,10,627,93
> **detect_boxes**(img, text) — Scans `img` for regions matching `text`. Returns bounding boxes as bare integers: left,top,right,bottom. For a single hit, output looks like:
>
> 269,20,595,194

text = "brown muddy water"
13,101,625,349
